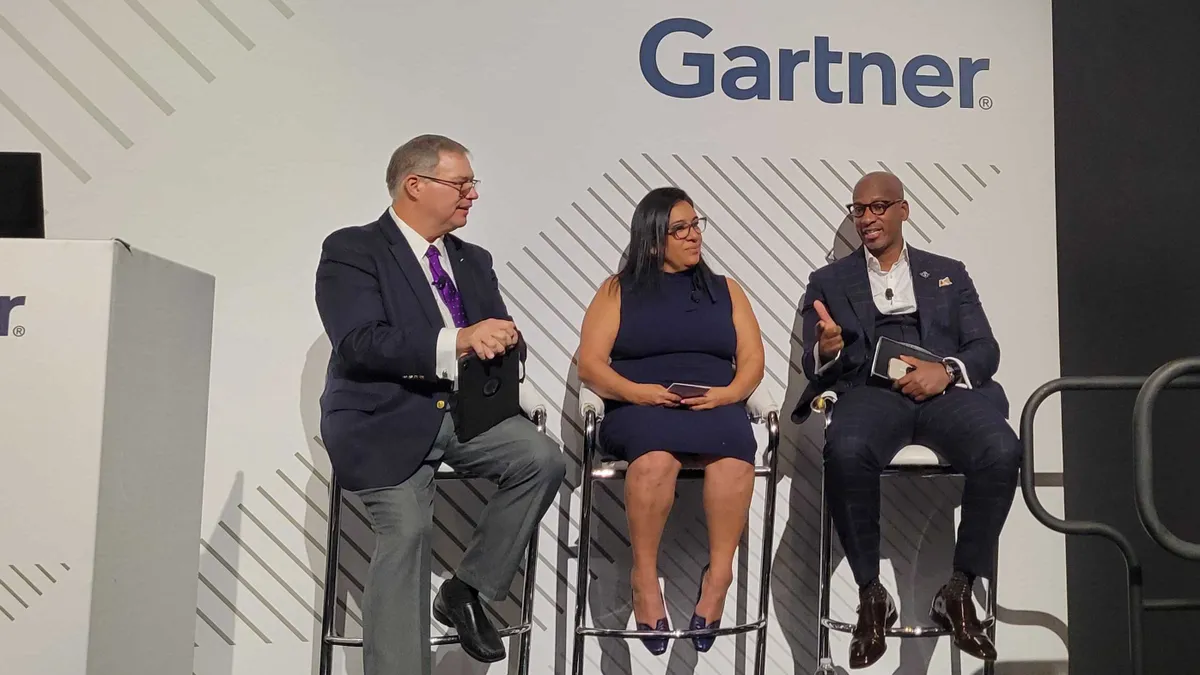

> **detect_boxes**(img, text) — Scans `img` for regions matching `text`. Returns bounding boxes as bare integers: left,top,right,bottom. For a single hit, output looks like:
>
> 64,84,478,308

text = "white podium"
0,240,215,675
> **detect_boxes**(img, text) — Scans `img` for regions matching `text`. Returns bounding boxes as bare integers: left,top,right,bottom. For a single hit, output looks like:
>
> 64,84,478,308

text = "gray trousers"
353,414,566,675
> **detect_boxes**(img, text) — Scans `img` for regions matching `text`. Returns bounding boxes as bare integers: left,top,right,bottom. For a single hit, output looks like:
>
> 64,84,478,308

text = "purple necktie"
425,245,468,328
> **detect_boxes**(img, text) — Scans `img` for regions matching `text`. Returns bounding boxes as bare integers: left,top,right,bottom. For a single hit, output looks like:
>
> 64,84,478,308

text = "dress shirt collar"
865,242,909,274
389,206,446,262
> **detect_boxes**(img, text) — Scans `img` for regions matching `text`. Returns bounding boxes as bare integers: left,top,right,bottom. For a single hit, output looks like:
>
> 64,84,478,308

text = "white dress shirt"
866,244,917,315
814,244,971,387
390,207,461,383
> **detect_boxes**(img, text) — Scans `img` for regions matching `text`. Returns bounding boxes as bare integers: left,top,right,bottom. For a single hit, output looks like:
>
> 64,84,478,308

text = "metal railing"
1020,358,1200,675
1132,358,1200,564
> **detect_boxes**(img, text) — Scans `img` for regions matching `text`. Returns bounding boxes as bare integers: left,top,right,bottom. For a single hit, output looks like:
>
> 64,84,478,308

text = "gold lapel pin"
938,277,953,287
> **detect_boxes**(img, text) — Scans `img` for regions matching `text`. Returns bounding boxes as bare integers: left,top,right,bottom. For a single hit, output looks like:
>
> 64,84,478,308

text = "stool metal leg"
511,408,546,675
570,409,598,675
815,468,835,675
515,525,540,675
983,549,999,675
753,412,781,675
319,473,344,675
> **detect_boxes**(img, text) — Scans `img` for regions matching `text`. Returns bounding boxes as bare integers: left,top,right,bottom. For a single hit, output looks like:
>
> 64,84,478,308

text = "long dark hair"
614,186,716,298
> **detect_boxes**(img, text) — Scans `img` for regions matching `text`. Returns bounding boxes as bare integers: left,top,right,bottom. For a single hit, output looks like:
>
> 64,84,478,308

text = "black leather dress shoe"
929,575,997,662
850,581,897,669
432,578,505,663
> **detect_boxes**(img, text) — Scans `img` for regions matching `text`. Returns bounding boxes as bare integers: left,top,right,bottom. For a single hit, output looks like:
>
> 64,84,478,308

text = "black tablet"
451,347,522,443
870,336,944,381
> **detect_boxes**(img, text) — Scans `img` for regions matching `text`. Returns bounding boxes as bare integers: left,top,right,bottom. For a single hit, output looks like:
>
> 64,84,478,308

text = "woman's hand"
679,386,740,411
627,383,683,407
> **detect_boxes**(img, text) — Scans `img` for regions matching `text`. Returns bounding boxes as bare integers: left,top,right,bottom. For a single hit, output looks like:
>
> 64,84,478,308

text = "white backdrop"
0,1,1065,673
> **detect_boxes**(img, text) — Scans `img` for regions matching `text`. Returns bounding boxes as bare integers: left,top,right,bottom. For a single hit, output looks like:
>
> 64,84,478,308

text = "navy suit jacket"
791,246,1008,424
315,210,518,491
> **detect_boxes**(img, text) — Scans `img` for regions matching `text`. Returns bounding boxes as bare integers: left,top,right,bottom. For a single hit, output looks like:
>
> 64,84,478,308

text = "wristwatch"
943,359,962,385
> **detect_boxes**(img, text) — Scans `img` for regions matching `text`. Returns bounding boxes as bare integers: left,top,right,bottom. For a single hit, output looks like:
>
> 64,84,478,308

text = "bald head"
853,171,904,202
848,171,909,260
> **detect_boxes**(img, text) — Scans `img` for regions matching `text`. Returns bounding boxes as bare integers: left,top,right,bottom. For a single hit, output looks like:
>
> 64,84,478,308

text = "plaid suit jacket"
792,246,1007,424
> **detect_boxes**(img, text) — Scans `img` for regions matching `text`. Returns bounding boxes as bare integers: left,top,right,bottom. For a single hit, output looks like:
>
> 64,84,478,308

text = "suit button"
436,400,446,410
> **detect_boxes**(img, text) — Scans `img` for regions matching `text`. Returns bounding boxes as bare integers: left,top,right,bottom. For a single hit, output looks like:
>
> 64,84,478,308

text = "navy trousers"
823,384,1021,587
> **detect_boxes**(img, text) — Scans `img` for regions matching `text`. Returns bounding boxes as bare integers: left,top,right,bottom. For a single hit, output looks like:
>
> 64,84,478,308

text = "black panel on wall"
1054,2,1200,674
0,152,44,239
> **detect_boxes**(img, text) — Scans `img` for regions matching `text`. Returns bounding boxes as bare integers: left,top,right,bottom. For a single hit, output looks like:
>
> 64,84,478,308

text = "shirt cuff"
813,343,841,375
436,328,460,382
945,357,972,389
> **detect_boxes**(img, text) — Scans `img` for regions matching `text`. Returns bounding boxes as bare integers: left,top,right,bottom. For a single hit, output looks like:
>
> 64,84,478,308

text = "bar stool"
317,407,547,675
570,384,780,675
810,391,997,675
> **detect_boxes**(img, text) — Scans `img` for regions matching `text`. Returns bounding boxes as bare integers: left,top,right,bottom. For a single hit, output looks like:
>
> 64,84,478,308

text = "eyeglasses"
416,175,480,195
668,217,707,240
846,199,903,218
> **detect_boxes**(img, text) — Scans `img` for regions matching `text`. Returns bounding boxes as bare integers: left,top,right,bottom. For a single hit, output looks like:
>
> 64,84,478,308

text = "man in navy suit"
315,134,566,675
793,172,1019,669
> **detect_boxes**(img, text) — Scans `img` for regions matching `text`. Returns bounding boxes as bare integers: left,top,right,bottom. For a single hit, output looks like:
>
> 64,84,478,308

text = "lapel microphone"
885,287,894,301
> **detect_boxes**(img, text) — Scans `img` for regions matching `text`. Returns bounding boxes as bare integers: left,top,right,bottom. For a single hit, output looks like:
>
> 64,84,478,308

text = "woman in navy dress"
577,186,766,654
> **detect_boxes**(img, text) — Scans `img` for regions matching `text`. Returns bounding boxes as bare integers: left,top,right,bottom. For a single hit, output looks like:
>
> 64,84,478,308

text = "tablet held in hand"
667,382,711,399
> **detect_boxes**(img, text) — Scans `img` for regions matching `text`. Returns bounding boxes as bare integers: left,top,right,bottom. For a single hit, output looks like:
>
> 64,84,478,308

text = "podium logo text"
0,296,26,337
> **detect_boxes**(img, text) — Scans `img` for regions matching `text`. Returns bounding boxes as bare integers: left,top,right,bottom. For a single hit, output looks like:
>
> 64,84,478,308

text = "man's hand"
679,386,739,411
627,383,682,407
893,355,952,401
813,300,843,360
457,318,519,360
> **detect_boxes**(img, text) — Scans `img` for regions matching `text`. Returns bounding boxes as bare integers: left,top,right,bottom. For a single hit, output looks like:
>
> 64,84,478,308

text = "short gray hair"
385,134,470,197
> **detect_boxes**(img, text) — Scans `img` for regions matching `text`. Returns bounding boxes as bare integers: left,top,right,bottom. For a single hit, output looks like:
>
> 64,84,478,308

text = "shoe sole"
431,604,506,663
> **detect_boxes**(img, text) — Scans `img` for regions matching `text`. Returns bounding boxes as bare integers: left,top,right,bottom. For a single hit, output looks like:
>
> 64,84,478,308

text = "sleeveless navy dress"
599,268,756,464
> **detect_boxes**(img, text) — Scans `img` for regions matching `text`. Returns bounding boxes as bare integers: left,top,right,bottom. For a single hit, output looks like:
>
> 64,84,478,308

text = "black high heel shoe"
689,565,721,652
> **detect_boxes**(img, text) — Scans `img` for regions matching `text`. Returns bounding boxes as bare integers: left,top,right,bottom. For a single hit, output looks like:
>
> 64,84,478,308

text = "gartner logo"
1,296,26,337
640,17,992,109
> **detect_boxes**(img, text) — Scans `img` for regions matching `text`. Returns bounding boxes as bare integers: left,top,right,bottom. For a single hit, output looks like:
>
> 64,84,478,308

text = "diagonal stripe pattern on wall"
0,0,295,183
193,451,538,647
0,563,71,622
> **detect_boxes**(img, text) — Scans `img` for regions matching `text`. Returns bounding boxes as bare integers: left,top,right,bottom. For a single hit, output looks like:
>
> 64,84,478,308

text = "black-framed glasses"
416,175,480,195
846,199,903,218
668,217,707,239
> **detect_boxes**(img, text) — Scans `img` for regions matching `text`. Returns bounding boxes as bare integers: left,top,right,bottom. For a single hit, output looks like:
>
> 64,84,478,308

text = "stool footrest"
820,615,995,638
575,619,766,640
590,465,774,479
432,623,533,645
325,636,363,647
325,622,534,648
